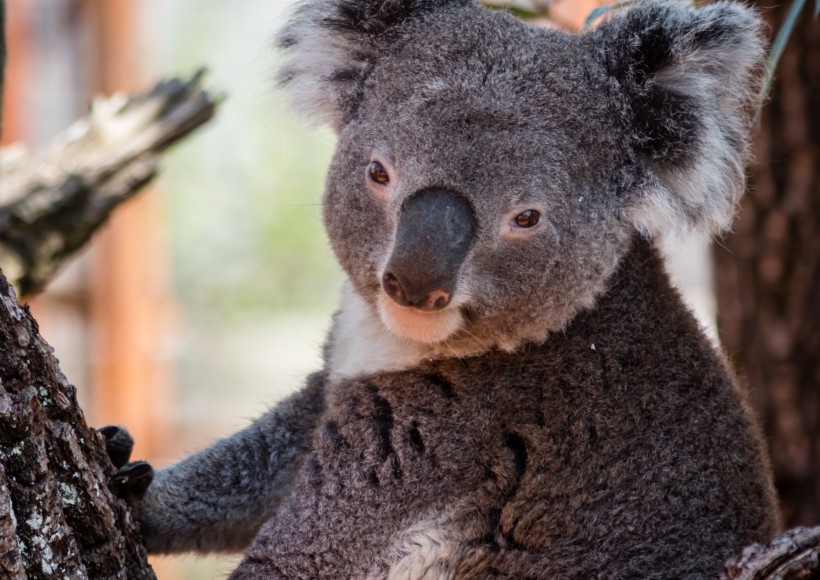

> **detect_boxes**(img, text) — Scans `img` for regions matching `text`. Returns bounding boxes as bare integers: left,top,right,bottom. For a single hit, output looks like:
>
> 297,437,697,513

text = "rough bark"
0,273,155,578
714,1,820,529
0,9,203,576
0,70,219,297
722,527,820,580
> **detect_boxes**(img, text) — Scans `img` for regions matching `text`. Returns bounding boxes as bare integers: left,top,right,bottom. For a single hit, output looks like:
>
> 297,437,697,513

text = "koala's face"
323,11,632,349
280,0,764,351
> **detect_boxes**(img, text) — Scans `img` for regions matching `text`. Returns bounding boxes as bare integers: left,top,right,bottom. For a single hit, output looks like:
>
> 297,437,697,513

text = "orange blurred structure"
3,0,173,457
3,1,178,576
83,0,174,462
550,0,609,30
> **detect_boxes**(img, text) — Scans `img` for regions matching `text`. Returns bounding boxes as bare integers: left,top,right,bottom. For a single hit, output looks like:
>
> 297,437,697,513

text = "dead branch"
0,70,220,296
723,527,820,579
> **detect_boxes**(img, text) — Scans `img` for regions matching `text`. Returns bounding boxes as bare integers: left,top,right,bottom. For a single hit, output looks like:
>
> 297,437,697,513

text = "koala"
106,0,780,578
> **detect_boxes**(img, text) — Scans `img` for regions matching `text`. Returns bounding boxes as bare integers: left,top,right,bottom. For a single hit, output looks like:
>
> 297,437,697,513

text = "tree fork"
0,69,220,297
0,0,194,579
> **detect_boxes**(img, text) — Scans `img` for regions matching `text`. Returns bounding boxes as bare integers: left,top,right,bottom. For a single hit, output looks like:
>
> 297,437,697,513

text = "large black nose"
382,188,476,312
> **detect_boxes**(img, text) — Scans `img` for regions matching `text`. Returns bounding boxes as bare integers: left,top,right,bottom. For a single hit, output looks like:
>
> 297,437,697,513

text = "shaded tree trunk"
714,1,820,528
0,269,155,577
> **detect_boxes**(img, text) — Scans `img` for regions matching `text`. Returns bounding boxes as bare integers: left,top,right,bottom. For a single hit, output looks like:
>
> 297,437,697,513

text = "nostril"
383,272,453,311
382,271,409,306
424,289,451,311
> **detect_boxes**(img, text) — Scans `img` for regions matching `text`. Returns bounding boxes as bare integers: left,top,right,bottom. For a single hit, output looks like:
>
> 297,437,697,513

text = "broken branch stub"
0,70,221,296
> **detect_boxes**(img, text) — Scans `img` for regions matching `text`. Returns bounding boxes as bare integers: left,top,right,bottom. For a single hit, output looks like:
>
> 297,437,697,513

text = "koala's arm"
129,372,327,554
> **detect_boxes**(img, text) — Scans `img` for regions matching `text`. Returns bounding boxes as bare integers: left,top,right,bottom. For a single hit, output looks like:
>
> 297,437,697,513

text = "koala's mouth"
377,292,464,344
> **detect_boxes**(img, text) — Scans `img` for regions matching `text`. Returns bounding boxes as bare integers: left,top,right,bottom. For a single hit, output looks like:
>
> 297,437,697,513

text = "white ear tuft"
276,0,473,132
597,1,767,238
276,3,374,132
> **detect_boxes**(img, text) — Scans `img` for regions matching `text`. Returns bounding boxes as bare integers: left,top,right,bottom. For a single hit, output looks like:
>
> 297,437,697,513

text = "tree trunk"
0,269,155,578
0,40,215,580
714,2,820,528
722,526,820,579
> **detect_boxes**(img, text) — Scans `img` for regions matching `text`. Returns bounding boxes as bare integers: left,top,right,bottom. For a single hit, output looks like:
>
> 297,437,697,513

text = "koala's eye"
513,210,541,229
368,161,390,185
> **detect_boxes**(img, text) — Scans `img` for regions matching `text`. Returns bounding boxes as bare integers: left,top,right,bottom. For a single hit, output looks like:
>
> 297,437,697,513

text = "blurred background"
1,0,816,578
3,0,342,576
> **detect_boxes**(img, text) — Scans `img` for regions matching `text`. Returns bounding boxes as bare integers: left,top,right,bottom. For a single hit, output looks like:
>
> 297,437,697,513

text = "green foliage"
153,0,342,322
482,2,540,20
762,0,810,101
582,0,641,30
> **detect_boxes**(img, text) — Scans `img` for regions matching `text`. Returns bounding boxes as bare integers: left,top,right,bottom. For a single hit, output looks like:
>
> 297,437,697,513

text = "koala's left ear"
277,0,474,132
594,1,767,238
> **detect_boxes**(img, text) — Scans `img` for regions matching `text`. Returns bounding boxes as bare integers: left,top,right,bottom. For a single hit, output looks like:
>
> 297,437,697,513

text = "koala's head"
278,0,765,352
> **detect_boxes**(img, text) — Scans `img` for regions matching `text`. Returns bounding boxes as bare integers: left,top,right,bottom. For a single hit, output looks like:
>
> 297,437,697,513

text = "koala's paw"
111,461,154,499
97,424,135,468
97,425,154,500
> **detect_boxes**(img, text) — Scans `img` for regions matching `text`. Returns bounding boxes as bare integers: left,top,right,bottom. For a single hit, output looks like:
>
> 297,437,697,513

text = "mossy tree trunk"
714,1,820,528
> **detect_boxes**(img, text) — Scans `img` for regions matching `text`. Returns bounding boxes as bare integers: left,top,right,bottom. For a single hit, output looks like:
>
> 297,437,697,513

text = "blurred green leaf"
582,0,642,30
482,2,540,20
761,0,807,102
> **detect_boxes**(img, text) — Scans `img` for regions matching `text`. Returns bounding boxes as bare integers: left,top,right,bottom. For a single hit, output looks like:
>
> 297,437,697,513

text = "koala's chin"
376,292,464,344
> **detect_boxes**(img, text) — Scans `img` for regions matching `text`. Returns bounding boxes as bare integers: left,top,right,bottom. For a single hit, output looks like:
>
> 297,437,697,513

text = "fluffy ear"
595,1,767,238
276,0,472,131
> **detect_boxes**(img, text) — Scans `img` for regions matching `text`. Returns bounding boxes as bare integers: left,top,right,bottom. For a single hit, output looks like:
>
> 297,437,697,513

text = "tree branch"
0,69,221,296
722,526,820,579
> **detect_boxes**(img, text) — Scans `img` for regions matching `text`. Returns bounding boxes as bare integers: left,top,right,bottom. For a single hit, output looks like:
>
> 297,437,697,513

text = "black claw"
97,425,135,468
97,425,120,439
111,461,154,499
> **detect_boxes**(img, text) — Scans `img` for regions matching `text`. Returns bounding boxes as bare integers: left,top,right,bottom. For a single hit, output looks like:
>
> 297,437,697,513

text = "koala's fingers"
110,461,154,500
97,425,135,468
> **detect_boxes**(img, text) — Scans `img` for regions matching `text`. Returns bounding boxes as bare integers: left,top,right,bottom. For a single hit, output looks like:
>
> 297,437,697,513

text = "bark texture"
0,268,155,578
722,526,820,580
714,2,820,528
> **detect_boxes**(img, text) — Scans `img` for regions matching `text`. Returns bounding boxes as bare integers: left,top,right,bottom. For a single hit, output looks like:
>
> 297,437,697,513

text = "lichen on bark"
0,270,154,579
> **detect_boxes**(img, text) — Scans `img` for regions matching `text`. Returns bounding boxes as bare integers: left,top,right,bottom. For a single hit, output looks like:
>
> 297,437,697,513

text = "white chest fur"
327,282,432,381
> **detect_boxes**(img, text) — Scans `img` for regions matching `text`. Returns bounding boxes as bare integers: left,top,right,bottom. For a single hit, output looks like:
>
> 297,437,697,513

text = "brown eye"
513,210,541,229
368,161,389,185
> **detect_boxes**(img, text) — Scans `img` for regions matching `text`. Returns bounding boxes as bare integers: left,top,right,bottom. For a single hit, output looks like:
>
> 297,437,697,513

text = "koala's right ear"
593,1,767,239
277,0,472,132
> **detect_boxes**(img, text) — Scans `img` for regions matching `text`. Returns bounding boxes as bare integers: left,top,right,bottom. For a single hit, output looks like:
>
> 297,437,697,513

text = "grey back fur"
120,1,779,578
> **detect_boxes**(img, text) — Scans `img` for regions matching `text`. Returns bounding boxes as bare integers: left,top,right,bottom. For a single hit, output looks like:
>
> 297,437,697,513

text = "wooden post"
82,1,178,577
82,0,174,460
0,0,27,147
